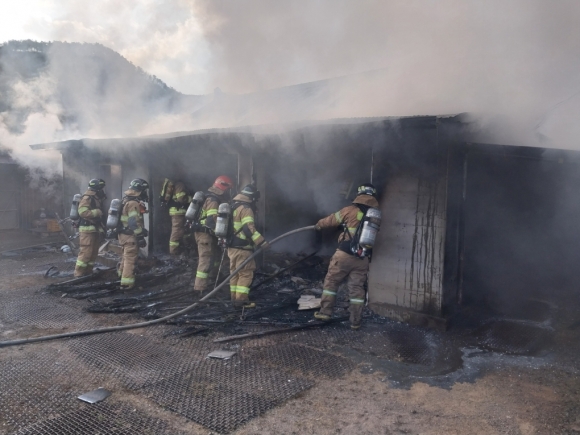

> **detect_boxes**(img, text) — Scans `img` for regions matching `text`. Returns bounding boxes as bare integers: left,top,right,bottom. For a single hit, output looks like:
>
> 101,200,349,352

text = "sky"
0,0,212,95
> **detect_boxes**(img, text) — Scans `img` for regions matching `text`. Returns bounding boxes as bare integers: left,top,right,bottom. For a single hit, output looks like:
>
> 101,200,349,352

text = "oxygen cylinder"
70,194,82,220
185,191,205,221
358,208,381,249
214,203,231,238
106,198,121,229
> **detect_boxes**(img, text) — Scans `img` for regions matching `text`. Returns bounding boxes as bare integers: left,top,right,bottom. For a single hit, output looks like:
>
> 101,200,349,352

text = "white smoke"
2,0,580,160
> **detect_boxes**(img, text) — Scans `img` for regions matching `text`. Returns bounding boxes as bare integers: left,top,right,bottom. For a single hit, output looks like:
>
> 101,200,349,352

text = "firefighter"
193,175,234,292
228,184,269,308
167,180,191,255
314,183,380,329
74,178,106,277
118,178,149,289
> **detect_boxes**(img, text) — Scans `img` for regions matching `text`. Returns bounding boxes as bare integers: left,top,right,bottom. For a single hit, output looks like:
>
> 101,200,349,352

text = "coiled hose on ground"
0,226,316,348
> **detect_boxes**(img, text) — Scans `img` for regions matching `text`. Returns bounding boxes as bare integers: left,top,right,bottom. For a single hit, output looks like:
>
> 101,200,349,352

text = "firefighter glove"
137,237,147,248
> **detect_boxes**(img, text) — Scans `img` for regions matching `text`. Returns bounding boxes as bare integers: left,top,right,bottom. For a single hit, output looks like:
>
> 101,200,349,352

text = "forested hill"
0,40,206,136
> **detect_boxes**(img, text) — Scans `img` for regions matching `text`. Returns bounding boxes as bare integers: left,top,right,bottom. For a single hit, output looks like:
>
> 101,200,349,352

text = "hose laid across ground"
0,226,315,348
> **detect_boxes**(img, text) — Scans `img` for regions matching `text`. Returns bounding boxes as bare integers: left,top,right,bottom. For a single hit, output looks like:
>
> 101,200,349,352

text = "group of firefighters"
72,175,380,329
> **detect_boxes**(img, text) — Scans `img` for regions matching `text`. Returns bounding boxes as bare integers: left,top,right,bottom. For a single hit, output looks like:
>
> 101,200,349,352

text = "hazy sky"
0,0,212,94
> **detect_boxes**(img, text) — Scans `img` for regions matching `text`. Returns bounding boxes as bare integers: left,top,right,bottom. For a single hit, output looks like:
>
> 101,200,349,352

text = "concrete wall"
368,174,447,322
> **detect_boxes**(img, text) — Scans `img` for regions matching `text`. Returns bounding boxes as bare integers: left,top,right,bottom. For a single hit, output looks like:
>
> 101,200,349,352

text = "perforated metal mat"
249,342,356,378
13,402,188,435
142,357,313,434
67,332,194,389
0,345,106,432
0,294,99,329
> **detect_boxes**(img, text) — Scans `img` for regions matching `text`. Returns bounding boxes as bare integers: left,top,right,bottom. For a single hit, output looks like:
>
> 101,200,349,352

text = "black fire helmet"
240,184,260,201
88,178,106,191
128,178,149,192
357,183,377,198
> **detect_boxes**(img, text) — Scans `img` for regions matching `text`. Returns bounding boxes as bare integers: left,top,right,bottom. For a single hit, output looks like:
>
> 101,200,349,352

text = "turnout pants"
193,232,218,291
74,232,101,277
320,249,369,326
118,233,139,288
169,215,185,255
227,248,255,303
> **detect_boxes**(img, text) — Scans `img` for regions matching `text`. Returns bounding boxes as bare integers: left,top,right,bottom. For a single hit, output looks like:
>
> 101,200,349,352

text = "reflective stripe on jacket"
316,194,379,244
78,190,104,233
120,189,144,236
231,195,265,249
198,186,224,230
169,181,190,216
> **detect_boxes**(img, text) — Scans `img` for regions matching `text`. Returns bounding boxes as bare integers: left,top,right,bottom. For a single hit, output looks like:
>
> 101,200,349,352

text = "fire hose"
0,226,316,348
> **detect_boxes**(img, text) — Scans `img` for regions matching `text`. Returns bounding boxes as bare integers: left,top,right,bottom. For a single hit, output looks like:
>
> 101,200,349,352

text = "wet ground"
1,230,580,434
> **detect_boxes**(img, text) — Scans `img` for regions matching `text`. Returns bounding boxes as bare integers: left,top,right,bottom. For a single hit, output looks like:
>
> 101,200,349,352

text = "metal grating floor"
67,332,195,389
0,345,106,432
249,342,356,378
142,357,313,434
13,401,188,435
0,294,99,329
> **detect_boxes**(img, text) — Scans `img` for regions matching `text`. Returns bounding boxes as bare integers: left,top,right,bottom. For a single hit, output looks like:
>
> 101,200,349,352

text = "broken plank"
213,316,349,343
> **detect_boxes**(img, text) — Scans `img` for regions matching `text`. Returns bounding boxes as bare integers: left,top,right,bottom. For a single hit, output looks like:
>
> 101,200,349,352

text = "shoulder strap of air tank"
232,201,250,213
81,194,97,210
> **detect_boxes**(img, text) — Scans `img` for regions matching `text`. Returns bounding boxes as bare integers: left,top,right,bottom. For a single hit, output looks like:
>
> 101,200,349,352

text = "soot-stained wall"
459,144,580,315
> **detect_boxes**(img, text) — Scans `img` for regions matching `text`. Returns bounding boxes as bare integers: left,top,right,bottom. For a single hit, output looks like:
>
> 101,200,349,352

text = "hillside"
0,40,207,136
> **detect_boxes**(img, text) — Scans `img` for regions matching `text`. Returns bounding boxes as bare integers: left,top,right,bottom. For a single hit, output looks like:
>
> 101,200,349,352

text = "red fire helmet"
213,175,234,191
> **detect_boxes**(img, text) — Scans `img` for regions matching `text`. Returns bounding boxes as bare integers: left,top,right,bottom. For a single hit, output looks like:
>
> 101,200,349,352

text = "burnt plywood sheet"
368,175,446,315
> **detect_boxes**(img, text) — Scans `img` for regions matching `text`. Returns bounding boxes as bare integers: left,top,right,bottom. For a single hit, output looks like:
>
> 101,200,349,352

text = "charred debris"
43,251,361,339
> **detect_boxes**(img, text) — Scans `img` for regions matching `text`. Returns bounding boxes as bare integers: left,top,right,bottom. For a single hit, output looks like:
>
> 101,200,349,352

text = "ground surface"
1,229,579,435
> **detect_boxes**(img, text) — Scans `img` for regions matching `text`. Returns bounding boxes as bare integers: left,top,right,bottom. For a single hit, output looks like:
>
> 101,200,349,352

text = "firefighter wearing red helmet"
193,175,234,292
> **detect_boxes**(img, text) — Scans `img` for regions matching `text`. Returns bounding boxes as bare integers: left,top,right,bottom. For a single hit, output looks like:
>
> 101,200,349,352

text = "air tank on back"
214,203,231,238
106,199,121,229
69,194,82,220
185,191,205,221
358,208,381,249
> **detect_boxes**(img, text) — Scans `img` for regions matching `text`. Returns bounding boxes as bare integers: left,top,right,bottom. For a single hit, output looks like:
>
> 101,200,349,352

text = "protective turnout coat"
74,189,104,277
118,188,146,288
316,194,380,327
193,186,227,291
228,193,266,304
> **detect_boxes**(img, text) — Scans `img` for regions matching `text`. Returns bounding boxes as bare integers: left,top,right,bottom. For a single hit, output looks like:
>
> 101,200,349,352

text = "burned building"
30,114,580,327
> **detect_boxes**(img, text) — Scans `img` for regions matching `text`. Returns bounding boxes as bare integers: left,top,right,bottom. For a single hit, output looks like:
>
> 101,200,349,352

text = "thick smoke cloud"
193,0,580,147
2,0,580,166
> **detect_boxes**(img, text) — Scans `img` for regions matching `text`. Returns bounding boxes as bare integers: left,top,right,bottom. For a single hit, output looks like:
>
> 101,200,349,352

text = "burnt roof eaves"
29,139,84,150
28,114,466,151
466,142,580,161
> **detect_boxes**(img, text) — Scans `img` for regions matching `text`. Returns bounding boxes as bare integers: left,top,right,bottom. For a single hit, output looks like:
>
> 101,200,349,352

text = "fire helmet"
240,184,260,201
213,175,234,192
128,178,149,192
357,183,377,198
88,178,106,191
